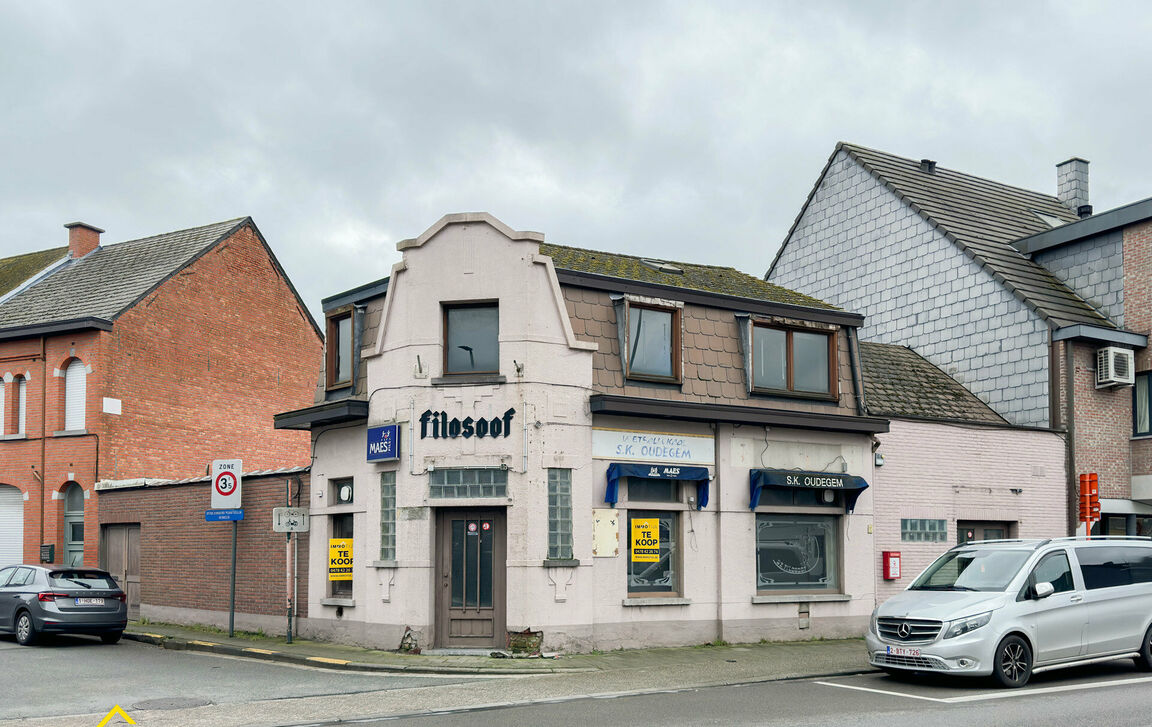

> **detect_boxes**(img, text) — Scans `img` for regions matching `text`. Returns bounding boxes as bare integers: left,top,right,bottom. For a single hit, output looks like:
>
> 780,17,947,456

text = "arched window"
16,377,26,436
0,380,5,434
64,360,87,431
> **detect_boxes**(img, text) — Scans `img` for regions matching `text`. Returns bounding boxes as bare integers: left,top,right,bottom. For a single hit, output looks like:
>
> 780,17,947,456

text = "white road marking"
818,673,1152,703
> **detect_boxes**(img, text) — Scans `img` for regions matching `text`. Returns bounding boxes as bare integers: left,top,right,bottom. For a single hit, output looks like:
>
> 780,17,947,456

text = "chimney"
919,159,936,174
1056,158,1091,218
64,222,104,259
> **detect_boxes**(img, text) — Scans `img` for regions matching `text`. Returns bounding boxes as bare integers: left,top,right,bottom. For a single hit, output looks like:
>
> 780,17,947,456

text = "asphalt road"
0,634,485,722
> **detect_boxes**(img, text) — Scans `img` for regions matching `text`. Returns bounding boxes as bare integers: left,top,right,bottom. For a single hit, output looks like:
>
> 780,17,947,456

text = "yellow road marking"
306,656,351,665
188,640,219,646
244,648,279,655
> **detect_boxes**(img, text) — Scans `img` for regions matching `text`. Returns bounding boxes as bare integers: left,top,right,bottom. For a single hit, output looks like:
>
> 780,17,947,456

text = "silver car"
867,537,1152,687
0,565,128,645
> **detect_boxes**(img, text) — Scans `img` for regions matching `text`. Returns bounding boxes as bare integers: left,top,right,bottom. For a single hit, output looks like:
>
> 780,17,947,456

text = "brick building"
858,342,1066,602
276,213,889,652
768,143,1149,534
0,218,322,588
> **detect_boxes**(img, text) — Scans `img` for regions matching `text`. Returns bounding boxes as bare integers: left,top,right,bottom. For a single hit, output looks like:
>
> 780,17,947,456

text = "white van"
866,536,1152,687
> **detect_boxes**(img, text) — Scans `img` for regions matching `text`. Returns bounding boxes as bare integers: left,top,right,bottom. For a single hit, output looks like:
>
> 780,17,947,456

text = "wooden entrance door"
100,524,141,619
435,509,506,648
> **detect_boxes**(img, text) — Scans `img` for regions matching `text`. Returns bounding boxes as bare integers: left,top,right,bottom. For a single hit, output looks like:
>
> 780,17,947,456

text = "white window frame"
64,359,87,431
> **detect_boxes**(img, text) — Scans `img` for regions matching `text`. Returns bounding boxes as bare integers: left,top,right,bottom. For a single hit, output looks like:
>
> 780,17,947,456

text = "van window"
1076,547,1133,589
1128,548,1152,584
1021,551,1074,598
911,548,1031,592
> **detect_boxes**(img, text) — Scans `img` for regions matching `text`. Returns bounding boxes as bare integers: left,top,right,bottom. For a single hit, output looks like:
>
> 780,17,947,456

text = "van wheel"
14,612,37,646
1135,624,1152,671
993,635,1032,688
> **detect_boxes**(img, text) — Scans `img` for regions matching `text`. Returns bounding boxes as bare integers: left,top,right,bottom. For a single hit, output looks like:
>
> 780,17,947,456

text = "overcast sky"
2,1,1150,322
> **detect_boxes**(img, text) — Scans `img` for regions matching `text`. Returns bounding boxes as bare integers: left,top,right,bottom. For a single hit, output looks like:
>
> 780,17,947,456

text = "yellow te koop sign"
631,519,660,562
329,539,353,581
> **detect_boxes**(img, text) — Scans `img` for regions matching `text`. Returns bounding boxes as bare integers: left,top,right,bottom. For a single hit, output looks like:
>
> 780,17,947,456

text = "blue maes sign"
367,424,400,462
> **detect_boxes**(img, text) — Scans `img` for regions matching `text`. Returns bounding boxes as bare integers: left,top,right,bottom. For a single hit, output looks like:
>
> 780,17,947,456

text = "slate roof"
541,242,839,310
777,142,1116,330
0,246,67,298
859,341,1006,424
0,218,248,331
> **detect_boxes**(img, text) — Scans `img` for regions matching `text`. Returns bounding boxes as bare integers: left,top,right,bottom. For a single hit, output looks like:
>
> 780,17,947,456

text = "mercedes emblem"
897,622,912,639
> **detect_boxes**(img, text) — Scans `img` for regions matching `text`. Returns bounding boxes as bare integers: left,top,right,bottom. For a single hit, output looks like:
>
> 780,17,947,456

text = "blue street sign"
367,423,400,461
206,509,245,522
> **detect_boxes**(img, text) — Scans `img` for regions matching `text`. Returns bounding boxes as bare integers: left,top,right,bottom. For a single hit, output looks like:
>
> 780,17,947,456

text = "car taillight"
114,593,127,602
37,592,69,602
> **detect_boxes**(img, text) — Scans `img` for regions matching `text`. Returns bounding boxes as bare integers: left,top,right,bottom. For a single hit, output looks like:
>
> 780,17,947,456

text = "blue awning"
605,462,711,510
749,469,869,513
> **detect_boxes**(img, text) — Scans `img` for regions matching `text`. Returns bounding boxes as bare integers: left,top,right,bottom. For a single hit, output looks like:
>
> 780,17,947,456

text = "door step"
422,648,508,657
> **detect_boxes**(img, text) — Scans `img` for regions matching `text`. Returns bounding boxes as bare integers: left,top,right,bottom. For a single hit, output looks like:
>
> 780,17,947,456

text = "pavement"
125,620,872,680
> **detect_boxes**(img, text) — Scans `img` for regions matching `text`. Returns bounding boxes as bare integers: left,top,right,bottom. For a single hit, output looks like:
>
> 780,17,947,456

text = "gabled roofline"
245,219,324,339
555,268,864,327
396,212,544,251
0,317,113,341
769,142,1116,332
322,276,390,313
1014,196,1152,255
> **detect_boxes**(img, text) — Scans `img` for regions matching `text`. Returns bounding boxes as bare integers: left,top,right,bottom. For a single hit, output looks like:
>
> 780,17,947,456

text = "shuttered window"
0,381,5,434
16,377,26,435
65,360,87,431
0,485,23,566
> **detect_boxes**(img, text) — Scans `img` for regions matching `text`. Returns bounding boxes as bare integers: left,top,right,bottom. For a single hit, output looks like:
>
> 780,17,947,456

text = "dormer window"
444,303,499,375
625,303,680,382
325,309,353,389
751,324,834,396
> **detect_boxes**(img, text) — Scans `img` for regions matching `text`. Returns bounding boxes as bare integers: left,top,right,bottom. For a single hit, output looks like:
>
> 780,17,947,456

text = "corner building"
277,213,888,651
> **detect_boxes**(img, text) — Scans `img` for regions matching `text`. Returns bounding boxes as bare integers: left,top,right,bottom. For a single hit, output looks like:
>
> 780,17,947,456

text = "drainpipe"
1065,341,1077,536
39,336,47,556
846,328,867,416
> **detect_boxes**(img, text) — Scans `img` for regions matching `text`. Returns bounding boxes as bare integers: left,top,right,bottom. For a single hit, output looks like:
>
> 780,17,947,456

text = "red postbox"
882,550,901,580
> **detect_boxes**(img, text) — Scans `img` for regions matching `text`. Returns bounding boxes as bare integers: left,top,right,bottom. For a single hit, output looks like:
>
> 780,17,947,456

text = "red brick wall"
1126,220,1152,478
103,222,321,481
96,473,310,617
1072,342,1131,500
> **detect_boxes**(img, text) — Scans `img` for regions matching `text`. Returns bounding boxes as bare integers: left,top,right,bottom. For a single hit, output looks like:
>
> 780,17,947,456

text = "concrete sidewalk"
125,621,872,681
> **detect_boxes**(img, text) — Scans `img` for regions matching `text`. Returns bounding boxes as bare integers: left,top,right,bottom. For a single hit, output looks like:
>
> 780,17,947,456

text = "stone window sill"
542,559,580,568
752,594,851,604
370,560,398,569
622,597,691,607
320,598,355,607
53,429,88,437
0,434,27,441
431,374,507,386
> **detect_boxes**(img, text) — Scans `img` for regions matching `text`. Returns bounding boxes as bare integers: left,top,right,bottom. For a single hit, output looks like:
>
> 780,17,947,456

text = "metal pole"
286,479,293,644
229,519,237,637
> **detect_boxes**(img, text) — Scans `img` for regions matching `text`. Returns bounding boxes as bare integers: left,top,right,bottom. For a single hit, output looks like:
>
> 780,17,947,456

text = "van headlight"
870,611,879,636
943,611,992,639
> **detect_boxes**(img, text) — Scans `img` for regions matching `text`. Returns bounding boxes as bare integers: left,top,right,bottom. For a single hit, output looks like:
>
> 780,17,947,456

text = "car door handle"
1070,594,1084,603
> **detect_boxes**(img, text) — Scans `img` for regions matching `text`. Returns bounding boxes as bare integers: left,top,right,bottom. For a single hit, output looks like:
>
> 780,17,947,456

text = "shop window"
627,478,680,503
756,514,839,592
1135,372,1152,435
901,518,948,543
751,325,833,395
621,302,680,382
379,472,396,561
628,510,679,595
547,469,573,560
443,303,499,375
326,309,353,389
330,513,354,597
430,468,507,498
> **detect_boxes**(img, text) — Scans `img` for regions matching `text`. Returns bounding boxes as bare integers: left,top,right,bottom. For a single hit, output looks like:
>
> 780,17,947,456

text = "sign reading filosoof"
211,459,242,509
631,519,660,563
329,539,353,581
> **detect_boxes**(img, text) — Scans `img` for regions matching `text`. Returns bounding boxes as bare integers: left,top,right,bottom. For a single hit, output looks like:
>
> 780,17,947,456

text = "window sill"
431,374,507,386
370,560,398,569
625,376,683,387
752,594,851,604
312,504,366,516
622,597,691,607
542,559,580,568
750,389,839,404
0,434,27,441
320,597,355,607
53,429,88,437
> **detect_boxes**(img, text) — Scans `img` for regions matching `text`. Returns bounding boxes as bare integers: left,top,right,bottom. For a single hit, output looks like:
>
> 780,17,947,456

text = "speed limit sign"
211,459,243,509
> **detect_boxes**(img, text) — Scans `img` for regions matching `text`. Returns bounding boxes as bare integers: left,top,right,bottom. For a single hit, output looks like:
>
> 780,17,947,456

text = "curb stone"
123,631,594,675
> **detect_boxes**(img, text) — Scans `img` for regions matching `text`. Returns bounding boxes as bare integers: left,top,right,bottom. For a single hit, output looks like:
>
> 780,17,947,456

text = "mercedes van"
866,537,1152,687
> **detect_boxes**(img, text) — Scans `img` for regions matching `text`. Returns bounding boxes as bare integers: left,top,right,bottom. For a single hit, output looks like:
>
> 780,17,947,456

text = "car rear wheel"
14,612,37,646
1135,624,1152,671
993,635,1032,688
100,631,123,645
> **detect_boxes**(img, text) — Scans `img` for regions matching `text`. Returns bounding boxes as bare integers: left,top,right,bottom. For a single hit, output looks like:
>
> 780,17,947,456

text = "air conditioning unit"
1096,346,1135,388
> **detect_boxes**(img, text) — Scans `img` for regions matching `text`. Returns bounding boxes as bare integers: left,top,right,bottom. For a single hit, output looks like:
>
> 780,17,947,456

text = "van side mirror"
1033,581,1055,600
